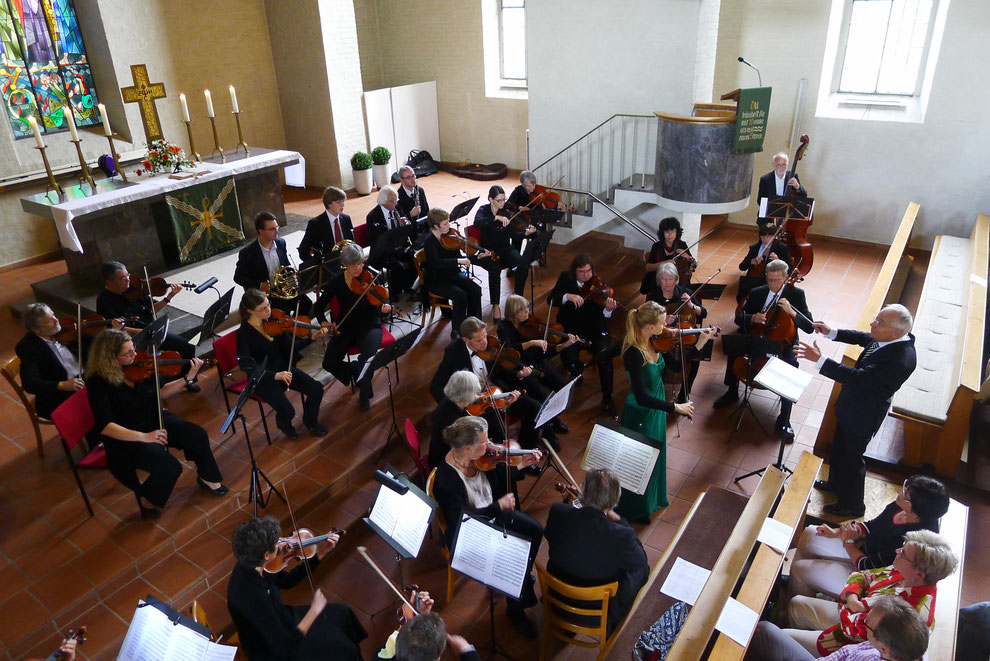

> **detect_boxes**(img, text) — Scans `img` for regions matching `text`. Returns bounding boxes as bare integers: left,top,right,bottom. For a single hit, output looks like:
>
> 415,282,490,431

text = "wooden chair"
413,249,453,328
426,467,457,604
535,560,617,661
1,355,56,456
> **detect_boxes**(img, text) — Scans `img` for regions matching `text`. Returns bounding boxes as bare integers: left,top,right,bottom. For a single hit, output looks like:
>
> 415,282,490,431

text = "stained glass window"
0,0,100,139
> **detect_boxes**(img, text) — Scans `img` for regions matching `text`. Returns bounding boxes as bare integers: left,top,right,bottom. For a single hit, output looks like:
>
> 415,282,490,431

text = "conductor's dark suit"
545,502,649,636
234,238,311,315
820,331,917,509
757,170,807,201
14,332,75,418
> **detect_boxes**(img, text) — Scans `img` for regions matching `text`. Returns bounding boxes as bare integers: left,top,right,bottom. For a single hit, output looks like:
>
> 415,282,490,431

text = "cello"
730,268,805,385
782,135,814,275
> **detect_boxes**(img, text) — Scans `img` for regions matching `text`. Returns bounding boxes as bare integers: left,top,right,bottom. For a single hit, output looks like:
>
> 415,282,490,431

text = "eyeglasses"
494,197,506,203
895,546,915,564
260,226,278,233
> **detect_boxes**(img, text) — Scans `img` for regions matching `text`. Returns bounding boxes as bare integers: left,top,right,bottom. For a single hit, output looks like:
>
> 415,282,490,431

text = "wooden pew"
927,497,968,659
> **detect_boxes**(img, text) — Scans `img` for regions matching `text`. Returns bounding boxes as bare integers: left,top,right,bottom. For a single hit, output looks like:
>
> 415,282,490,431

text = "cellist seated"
712,259,813,441
737,223,792,302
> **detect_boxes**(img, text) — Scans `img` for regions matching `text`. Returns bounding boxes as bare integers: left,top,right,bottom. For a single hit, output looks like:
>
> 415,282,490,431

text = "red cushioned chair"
403,418,429,485
353,223,371,249
212,331,272,444
326,296,397,391
50,387,108,517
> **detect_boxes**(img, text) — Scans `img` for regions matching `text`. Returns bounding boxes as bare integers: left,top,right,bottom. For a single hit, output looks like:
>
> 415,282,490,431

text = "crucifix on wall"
120,64,167,144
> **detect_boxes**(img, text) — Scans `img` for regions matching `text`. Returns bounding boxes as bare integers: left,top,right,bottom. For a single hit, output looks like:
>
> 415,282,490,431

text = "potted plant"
351,151,373,195
370,146,392,188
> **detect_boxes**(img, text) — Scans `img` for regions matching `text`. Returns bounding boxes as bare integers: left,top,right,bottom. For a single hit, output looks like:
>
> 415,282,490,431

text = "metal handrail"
531,113,653,172
553,185,654,243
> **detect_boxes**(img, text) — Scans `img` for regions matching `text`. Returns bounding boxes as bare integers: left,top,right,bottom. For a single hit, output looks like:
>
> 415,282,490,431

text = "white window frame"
481,0,528,100
815,0,951,123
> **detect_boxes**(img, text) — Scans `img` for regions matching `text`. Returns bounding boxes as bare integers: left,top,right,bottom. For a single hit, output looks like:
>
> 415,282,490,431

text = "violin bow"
76,301,83,377
282,484,317,594
540,437,580,491
286,299,302,378
143,266,165,431
475,343,514,495
669,225,718,265
356,546,420,615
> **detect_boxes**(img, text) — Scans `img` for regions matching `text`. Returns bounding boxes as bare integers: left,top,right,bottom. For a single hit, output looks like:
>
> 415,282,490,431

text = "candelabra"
208,116,226,163
68,137,97,193
105,134,128,182
183,119,201,163
232,110,249,155
35,145,64,200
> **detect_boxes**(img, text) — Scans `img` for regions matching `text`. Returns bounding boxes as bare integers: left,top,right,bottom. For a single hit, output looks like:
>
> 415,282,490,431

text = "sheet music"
534,376,580,428
450,516,531,598
659,557,711,606
117,602,237,661
581,424,660,495
196,642,237,661
758,197,768,217
756,517,794,554
368,483,432,557
754,356,812,403
715,597,760,647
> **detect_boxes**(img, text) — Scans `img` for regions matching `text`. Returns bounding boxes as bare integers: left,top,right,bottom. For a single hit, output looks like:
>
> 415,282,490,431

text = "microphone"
737,56,762,87
194,277,218,294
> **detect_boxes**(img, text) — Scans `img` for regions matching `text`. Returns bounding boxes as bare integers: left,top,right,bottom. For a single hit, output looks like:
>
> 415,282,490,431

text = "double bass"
782,135,814,275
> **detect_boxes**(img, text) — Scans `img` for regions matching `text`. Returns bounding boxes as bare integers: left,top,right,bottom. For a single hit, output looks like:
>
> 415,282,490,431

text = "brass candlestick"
69,138,97,193
35,145,64,201
183,119,201,163
105,134,128,182
208,116,226,163
232,110,249,155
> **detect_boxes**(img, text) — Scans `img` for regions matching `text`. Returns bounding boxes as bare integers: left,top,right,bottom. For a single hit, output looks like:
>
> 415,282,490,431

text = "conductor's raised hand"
813,320,832,335
795,340,822,362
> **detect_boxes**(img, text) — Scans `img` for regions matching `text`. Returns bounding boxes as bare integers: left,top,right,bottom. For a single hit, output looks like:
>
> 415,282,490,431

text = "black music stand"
449,196,480,224
370,224,414,267
131,315,169,354
192,287,234,346
523,226,554,308
720,334,781,441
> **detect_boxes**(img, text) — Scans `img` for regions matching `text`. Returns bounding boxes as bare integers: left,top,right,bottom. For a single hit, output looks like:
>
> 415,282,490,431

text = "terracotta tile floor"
1,173,986,660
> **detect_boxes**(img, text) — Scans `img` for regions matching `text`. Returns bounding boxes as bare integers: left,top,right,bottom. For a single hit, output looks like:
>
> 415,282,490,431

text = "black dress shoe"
139,504,162,519
813,480,836,492
359,397,371,412
551,419,570,434
506,605,537,639
278,424,299,439
776,419,795,442
713,389,739,409
184,380,201,393
823,502,866,518
197,476,230,496
307,423,329,436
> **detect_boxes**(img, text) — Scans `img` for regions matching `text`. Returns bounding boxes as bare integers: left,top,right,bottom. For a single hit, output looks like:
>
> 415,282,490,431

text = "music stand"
719,334,781,441
190,287,234,346
132,315,169,354
369,224,414,268
449,196,480,224
219,357,285,517
522,227,554,308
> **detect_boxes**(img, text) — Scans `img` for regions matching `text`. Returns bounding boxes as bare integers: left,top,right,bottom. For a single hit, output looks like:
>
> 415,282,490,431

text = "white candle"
27,116,44,148
98,103,111,136
204,89,215,118
228,85,239,113
66,109,79,141
179,93,190,122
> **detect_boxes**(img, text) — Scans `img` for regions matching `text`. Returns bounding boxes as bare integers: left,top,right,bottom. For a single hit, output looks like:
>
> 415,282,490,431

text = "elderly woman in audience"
784,530,957,657
790,475,949,599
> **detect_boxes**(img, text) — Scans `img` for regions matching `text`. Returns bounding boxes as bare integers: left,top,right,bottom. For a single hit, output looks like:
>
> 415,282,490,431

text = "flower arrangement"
137,138,193,176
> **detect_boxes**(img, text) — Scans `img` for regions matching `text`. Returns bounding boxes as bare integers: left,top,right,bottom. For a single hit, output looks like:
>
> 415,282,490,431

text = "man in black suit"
428,316,564,451
298,186,354,291
796,304,917,517
757,152,807,203
394,612,479,661
367,185,416,294
545,468,649,636
234,211,312,315
396,165,429,242
737,223,793,302
713,259,814,439
15,303,85,418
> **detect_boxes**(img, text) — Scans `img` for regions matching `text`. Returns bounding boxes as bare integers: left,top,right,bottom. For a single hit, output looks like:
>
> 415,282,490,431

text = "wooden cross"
120,64,167,144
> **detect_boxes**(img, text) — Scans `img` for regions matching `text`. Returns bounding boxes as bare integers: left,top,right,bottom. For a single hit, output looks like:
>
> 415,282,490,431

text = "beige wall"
0,0,285,268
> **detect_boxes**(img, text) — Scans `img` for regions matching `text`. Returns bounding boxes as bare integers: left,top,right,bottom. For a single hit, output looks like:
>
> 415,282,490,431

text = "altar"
20,149,304,287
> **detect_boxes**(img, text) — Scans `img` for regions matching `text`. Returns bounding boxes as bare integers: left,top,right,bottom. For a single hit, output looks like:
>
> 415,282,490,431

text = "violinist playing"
313,243,391,412
96,260,199,392
648,263,710,403
429,370,519,470
713,259,813,441
616,302,695,523
473,185,538,318
641,216,694,294
423,208,485,338
548,254,619,417
85,329,227,519
15,303,86,418
227,515,367,661
507,170,564,236
237,289,329,439
433,416,544,638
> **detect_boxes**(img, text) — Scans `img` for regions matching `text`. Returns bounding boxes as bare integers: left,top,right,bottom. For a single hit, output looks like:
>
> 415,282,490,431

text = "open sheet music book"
580,421,661,495
754,355,813,403
117,600,236,661
450,515,531,599
365,472,436,559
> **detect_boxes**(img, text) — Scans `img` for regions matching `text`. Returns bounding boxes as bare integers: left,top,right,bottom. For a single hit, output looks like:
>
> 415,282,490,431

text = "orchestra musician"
297,186,355,290
366,185,417,295
15,303,86,418
507,169,562,239
617,302,695,522
97,260,199,391
428,316,561,453
234,212,313,315
740,222,793,274
432,416,544,638
227,516,366,661
548,254,618,417
647,263,709,403
641,216,692,294
84,329,227,519
423,208,486,338
396,165,430,241
394,612,479,661
312,243,391,412
544,468,649,636
498,294,577,406
757,151,808,224
474,185,538,318
236,289,329,439
713,259,813,441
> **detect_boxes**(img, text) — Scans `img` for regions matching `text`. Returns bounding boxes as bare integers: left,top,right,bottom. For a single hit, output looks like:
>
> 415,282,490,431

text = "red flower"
142,160,152,170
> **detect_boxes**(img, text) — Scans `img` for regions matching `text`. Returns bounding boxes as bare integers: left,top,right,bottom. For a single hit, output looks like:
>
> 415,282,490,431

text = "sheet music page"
390,491,432,558
450,517,530,599
756,517,794,554
450,517,491,580
581,424,659,496
715,597,760,647
759,198,768,217
368,485,402,538
488,533,530,598
659,557,712,606
163,625,210,661
196,641,238,661
581,425,621,472
754,356,812,403
534,376,580,428
117,603,174,661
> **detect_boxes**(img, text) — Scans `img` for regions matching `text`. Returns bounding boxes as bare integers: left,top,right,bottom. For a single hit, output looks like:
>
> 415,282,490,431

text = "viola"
465,386,522,417
474,335,543,378
123,276,196,301
472,440,540,471
348,267,390,308
263,526,345,573
579,274,623,309
53,314,142,344
529,184,562,210
554,481,581,506
747,224,788,279
123,350,216,382
262,308,334,338
27,625,86,661
440,228,494,260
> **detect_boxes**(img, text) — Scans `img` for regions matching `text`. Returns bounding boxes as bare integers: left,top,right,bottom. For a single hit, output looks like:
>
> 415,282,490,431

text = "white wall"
527,0,702,168
714,0,990,248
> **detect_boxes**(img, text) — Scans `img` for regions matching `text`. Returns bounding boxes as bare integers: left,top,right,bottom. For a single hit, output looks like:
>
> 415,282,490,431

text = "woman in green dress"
616,301,696,522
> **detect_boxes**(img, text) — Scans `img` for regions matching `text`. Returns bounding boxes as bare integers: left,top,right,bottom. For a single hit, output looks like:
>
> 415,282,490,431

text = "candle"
204,89,215,118
98,103,111,136
179,93,190,122
27,116,44,148
228,85,239,113
66,109,79,141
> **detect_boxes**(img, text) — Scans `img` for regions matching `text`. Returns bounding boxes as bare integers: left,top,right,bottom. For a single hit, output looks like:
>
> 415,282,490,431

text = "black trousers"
426,274,482,330
383,253,417,294
471,253,510,309
103,412,222,508
723,342,797,422
560,330,615,400
322,325,383,401
828,416,875,508
253,367,324,430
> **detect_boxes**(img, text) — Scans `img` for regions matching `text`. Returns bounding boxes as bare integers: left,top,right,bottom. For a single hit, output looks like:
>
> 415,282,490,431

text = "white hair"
656,262,679,286
882,304,913,336
377,185,397,206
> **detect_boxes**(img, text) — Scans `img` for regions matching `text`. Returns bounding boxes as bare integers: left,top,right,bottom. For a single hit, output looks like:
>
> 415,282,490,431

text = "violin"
263,526,345,573
517,316,586,347
262,308,334,337
747,223,787,279
440,228,495,260
579,274,623,309
122,276,196,301
123,350,215,382
472,440,540,471
348,267,390,309
474,335,543,378
53,313,142,344
529,184,562,210
465,386,522,416
650,325,721,353
554,481,582,506
27,625,86,661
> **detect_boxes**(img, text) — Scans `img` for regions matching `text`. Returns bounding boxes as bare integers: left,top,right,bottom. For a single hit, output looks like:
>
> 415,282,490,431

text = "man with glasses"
234,211,312,315
757,152,807,227
396,165,429,242
367,185,417,295
795,304,917,517
15,303,87,417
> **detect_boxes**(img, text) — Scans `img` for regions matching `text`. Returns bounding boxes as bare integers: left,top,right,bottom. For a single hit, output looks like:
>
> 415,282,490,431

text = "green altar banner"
733,87,772,153
165,177,244,264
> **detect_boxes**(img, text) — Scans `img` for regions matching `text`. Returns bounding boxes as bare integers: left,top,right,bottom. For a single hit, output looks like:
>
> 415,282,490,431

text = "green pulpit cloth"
165,177,244,263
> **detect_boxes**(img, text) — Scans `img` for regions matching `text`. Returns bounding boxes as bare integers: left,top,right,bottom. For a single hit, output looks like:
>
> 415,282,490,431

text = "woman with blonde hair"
616,302,695,522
